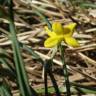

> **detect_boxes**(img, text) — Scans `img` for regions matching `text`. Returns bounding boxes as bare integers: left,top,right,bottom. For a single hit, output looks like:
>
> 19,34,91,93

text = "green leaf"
0,81,12,96
80,3,96,8
34,10,52,30
7,0,37,96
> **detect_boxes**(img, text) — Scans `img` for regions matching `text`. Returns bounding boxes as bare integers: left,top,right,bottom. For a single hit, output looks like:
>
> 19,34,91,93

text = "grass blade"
8,0,37,96
0,81,12,96
45,59,61,96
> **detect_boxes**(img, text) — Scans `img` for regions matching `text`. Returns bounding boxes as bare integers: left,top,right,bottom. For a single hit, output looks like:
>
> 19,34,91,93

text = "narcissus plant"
44,22,80,48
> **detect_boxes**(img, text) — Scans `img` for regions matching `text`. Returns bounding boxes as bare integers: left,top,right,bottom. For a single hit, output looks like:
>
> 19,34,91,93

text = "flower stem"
59,45,71,96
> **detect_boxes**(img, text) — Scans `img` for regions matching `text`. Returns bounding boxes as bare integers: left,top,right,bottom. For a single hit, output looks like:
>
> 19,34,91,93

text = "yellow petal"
64,37,80,47
52,22,64,35
44,37,59,48
45,26,56,37
64,23,76,36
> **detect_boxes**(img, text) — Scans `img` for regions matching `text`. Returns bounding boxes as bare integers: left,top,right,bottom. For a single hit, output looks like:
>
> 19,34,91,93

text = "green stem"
59,45,71,96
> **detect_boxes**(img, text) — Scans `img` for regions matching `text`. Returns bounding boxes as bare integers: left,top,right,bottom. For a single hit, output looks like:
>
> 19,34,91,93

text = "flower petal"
52,22,64,35
45,26,56,37
64,23,76,36
44,37,59,48
64,37,80,47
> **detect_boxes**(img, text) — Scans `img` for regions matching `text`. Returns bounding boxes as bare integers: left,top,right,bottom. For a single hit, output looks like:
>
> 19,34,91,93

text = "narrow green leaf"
7,0,37,96
44,59,61,96
21,44,44,64
34,10,52,30
80,3,96,8
0,58,15,76
0,81,12,96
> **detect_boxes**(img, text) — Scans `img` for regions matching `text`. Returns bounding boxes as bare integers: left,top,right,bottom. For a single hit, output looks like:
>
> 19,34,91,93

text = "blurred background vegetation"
0,0,96,96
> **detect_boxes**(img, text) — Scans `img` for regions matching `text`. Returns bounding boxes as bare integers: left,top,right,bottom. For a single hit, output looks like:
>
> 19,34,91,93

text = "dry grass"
0,0,96,95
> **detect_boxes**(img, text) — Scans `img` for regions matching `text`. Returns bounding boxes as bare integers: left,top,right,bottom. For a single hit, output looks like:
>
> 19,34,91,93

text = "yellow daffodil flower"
44,22,80,48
